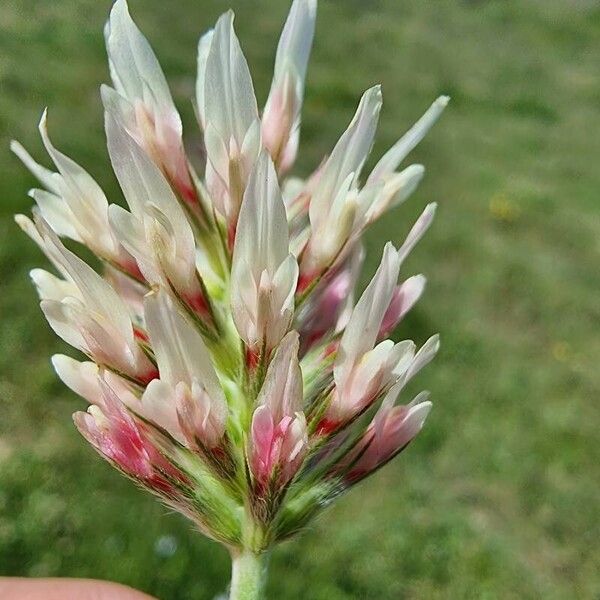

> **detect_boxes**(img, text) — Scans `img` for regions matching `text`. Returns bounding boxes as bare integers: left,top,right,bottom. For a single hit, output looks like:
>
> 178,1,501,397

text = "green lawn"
0,0,599,598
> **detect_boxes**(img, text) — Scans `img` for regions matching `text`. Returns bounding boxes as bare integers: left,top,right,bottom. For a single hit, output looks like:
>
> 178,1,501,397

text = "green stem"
229,549,268,600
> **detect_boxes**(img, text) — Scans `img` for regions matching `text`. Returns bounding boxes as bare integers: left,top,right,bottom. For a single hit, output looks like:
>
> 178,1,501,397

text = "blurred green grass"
0,0,599,598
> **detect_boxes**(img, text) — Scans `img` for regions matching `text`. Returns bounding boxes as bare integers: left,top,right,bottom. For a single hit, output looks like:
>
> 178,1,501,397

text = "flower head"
13,0,447,553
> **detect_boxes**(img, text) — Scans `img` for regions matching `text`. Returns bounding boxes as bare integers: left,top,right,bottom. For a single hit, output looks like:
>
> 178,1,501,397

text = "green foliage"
0,0,598,597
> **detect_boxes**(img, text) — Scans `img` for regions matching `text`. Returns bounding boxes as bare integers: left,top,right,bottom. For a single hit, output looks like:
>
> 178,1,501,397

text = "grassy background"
1,0,599,598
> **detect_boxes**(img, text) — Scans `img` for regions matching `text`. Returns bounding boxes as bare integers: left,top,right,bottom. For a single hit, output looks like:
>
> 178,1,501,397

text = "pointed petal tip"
409,390,431,406
281,328,300,346
99,83,113,100
414,400,433,424
197,28,215,51
110,0,130,20
421,202,438,222
366,84,383,104
38,107,49,131
215,8,235,29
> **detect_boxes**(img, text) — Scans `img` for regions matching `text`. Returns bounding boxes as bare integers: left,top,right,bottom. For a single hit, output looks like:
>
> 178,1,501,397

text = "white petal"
196,29,214,129
233,151,290,275
65,298,140,375
140,379,184,443
105,112,196,274
38,111,113,253
368,95,449,185
10,140,60,195
271,253,299,312
390,339,417,379
262,0,317,172
204,11,258,145
364,164,425,223
397,202,437,264
400,274,427,308
105,0,178,121
407,390,431,409
309,86,382,229
30,268,80,302
37,222,134,348
203,122,230,183
335,242,400,384
231,152,297,347
394,275,427,325
30,220,142,378
106,111,175,218
405,334,440,382
40,299,87,352
387,165,425,210
395,400,432,446
15,214,69,279
52,354,138,409
29,189,81,242
273,0,316,84
143,290,225,405
108,204,159,283
257,331,303,420
53,354,104,403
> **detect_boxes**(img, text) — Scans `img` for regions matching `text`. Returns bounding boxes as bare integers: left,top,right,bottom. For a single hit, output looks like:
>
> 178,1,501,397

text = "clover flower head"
13,0,447,559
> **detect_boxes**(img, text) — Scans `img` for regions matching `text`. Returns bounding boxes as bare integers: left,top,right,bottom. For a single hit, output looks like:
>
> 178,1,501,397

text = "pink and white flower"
105,113,211,322
11,113,138,277
18,215,156,384
104,0,198,207
142,290,228,449
199,11,262,243
231,152,298,359
262,0,317,174
249,332,308,490
344,386,432,483
12,0,448,570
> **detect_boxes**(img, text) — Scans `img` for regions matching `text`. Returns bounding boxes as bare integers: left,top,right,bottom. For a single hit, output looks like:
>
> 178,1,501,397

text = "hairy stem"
229,549,268,600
